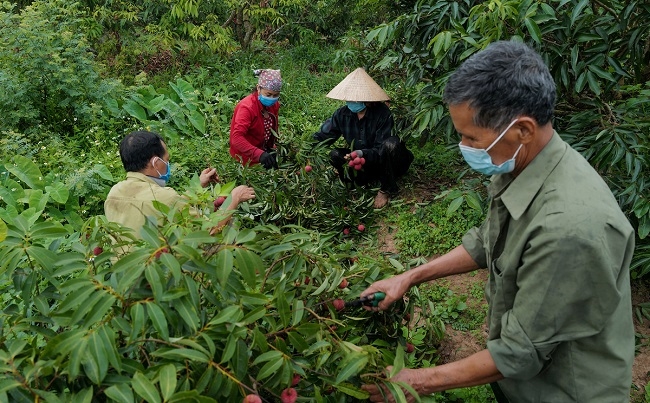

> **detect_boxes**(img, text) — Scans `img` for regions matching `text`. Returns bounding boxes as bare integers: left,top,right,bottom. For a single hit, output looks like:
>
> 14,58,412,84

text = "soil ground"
376,179,650,402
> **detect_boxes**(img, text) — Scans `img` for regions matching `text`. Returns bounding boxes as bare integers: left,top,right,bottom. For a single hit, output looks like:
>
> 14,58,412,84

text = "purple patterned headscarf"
255,69,282,92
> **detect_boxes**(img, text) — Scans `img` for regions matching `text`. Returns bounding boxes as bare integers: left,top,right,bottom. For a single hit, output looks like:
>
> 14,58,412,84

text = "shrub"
0,156,446,402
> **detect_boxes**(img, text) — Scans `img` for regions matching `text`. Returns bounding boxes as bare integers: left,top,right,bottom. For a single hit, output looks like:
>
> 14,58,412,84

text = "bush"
0,0,121,134
0,156,448,402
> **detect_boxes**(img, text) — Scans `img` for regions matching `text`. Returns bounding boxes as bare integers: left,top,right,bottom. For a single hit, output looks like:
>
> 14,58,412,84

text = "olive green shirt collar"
489,132,566,220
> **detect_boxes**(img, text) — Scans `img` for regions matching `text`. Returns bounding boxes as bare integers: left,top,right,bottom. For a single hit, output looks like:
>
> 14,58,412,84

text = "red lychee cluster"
347,151,366,171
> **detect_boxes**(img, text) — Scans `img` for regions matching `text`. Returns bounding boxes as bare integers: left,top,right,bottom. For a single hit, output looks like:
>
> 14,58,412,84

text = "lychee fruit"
213,196,227,211
406,343,415,353
354,164,362,171
350,151,358,159
332,299,345,311
343,228,350,235
242,395,262,403
304,165,312,172
339,278,349,289
348,160,355,167
154,247,169,259
304,276,311,285
93,246,103,256
280,387,298,403
292,373,301,386
357,224,365,232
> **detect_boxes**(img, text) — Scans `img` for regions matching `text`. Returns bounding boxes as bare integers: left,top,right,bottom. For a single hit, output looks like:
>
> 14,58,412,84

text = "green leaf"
0,219,6,243
72,387,93,403
391,346,405,377
152,348,210,363
117,260,147,294
132,372,161,403
292,299,304,326
384,380,409,403
334,383,370,399
252,350,283,365
6,155,44,190
175,297,199,332
241,306,266,325
188,110,206,134
446,196,464,215
585,70,601,96
104,384,135,403
0,379,22,395
570,0,589,26
130,303,145,341
233,248,263,289
146,302,169,341
159,364,177,401
214,249,233,286
523,18,541,44
93,164,114,181
335,354,368,384
256,356,284,380
276,292,291,328
587,65,615,82
124,100,148,121
208,305,242,326
45,181,69,204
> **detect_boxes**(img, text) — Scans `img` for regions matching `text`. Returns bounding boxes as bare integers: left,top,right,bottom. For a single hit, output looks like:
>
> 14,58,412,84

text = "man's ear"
516,117,537,145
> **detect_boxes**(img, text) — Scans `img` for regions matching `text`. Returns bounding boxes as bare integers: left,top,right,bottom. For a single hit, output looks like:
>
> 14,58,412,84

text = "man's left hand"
362,367,422,403
200,168,219,187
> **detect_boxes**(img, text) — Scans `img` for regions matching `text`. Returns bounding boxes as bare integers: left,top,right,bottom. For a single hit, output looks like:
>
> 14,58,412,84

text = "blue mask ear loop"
485,119,519,152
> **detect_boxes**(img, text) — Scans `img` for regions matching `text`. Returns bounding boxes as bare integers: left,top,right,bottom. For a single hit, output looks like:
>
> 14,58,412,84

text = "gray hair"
442,40,556,131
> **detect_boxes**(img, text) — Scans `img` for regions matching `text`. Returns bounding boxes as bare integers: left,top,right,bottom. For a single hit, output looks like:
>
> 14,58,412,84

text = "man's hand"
200,167,219,187
259,152,278,169
362,367,422,403
360,273,412,311
230,185,256,206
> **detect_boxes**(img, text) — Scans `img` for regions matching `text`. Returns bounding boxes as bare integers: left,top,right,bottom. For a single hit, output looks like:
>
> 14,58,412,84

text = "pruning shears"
346,292,386,308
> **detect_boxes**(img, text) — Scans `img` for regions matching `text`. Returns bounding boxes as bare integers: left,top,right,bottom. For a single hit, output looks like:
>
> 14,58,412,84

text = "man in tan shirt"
105,130,254,236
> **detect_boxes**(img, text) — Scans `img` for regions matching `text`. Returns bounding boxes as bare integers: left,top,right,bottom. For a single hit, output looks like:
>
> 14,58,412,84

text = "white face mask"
458,119,522,175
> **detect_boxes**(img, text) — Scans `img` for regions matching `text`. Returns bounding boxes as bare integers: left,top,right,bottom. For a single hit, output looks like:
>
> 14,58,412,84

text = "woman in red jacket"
229,69,282,169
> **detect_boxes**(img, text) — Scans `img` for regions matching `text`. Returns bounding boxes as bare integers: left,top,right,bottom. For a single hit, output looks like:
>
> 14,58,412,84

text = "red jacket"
229,91,280,165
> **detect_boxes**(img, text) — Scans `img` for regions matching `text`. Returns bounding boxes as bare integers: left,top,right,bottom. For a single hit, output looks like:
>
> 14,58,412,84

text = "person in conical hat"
230,69,282,169
313,67,413,208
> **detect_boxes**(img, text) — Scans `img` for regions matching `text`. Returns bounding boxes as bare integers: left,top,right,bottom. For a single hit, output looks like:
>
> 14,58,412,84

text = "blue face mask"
346,101,366,113
153,157,171,183
258,94,279,107
458,119,522,175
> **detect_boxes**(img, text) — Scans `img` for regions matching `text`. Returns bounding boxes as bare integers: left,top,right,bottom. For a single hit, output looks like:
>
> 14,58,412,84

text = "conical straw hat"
326,68,390,102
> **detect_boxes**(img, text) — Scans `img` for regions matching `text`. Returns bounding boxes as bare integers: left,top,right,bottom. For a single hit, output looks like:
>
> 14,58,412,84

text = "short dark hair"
443,40,556,131
119,131,166,172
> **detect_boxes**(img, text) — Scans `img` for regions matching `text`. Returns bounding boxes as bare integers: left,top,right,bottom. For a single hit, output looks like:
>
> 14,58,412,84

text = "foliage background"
0,0,649,401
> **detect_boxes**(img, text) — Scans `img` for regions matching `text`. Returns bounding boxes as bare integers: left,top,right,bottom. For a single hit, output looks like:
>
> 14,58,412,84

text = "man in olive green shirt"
361,41,634,402
105,130,255,236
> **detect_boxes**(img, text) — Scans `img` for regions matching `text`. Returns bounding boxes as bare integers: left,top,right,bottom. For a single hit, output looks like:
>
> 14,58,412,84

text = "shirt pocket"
489,255,517,318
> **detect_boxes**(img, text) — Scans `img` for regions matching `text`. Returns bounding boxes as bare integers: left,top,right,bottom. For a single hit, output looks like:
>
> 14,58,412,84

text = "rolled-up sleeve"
462,224,487,269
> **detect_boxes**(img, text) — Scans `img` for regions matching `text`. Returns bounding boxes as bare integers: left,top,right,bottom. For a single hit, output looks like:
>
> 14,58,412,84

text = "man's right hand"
360,273,412,311
231,185,256,205
259,152,278,169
